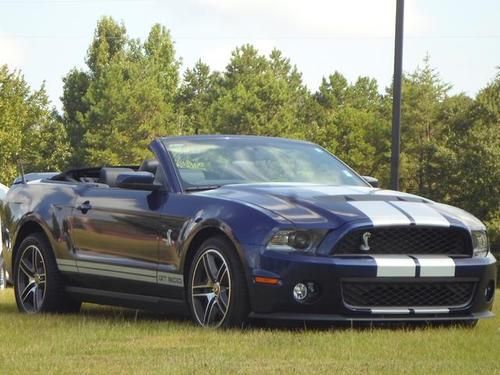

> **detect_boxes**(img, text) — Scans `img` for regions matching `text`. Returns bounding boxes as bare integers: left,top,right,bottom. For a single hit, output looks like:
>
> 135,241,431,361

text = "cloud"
196,0,428,36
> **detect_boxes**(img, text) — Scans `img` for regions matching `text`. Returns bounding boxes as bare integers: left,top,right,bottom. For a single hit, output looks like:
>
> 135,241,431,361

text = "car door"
69,183,165,296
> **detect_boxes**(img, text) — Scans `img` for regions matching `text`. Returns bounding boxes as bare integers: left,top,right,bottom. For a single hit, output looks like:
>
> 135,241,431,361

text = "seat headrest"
99,167,134,187
139,159,159,174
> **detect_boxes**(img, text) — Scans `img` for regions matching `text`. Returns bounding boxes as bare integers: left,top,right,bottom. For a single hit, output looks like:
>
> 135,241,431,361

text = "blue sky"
1,0,499,110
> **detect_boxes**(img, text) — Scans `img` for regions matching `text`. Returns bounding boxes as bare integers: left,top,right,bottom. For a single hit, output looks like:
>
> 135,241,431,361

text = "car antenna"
17,159,27,184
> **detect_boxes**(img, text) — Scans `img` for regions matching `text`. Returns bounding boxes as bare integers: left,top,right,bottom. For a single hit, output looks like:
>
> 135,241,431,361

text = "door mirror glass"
362,176,379,188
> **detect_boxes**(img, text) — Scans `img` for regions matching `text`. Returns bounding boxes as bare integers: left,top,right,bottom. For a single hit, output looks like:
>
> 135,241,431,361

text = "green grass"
0,289,499,374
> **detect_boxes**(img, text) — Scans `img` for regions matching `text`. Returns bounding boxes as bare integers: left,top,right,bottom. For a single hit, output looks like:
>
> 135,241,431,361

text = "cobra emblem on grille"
360,232,372,251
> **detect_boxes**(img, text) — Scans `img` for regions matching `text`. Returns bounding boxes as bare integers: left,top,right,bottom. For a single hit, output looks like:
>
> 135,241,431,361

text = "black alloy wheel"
14,233,81,314
188,236,249,328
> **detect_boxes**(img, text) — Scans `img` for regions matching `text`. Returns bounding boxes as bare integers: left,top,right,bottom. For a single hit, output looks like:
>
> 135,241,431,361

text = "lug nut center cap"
213,282,220,296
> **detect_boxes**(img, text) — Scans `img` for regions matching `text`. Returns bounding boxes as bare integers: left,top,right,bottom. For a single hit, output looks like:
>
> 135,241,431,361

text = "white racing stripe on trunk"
413,255,455,277
413,308,450,314
372,255,416,277
348,201,411,226
390,201,450,227
371,308,410,314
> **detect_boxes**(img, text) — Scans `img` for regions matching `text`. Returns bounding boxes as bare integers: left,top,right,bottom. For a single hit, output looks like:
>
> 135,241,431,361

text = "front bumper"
246,247,497,322
249,310,494,322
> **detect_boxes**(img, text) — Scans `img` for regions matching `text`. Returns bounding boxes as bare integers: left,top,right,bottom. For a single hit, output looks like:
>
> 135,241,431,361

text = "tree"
397,56,451,198
86,16,127,76
61,69,90,166
176,60,220,135
313,72,390,178
0,65,69,184
211,45,310,137
450,73,500,247
61,17,180,166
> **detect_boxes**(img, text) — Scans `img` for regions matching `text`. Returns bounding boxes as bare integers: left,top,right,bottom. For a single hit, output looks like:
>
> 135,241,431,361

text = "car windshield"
162,137,368,190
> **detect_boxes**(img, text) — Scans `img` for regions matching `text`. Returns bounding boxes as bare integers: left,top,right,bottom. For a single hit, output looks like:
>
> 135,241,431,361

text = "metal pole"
390,0,404,190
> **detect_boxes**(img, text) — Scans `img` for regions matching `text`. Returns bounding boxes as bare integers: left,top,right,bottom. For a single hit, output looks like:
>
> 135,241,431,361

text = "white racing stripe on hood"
390,201,450,227
348,201,411,226
372,255,416,277
413,255,455,277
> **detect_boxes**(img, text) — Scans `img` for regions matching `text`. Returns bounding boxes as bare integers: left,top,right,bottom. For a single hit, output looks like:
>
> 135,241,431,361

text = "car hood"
199,183,484,230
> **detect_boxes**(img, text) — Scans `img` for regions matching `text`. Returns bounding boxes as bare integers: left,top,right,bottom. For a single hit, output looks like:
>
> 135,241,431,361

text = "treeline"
0,17,499,249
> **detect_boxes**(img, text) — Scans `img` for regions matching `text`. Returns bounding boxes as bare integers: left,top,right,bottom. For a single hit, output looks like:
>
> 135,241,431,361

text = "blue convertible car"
0,136,496,327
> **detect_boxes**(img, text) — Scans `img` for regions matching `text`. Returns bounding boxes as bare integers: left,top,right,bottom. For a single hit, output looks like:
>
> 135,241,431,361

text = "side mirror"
362,176,379,188
116,172,160,191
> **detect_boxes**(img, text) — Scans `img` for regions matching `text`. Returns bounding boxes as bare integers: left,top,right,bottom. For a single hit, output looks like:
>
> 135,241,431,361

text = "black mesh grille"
342,281,475,308
333,227,471,256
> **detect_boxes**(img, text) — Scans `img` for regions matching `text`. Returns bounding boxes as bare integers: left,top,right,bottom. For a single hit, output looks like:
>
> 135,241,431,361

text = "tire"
187,236,249,328
14,233,81,314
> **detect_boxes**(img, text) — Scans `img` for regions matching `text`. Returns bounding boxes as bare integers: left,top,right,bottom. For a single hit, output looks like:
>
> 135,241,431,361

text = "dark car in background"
0,182,8,288
0,136,496,327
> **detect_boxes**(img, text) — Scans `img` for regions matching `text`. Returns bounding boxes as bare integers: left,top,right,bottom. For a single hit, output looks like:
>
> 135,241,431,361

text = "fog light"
485,281,495,303
293,283,308,301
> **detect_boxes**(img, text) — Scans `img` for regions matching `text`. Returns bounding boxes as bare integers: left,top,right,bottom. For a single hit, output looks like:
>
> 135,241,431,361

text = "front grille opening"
342,281,475,309
333,227,471,256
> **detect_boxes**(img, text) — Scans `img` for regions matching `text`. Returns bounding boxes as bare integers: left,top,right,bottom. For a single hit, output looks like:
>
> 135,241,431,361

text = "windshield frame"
161,136,370,192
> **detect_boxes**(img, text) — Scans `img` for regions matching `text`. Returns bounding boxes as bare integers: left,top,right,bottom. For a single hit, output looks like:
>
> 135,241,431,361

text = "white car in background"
0,182,8,289
0,182,7,200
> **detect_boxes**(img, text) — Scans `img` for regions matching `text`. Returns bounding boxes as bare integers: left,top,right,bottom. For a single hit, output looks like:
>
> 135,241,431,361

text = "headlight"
267,230,325,251
472,230,489,257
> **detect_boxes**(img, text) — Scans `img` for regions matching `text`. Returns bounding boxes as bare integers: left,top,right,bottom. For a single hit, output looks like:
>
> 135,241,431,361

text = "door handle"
77,201,92,214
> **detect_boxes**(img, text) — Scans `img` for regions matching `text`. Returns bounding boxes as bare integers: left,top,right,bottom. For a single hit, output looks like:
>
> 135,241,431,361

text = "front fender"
176,200,285,284
178,217,244,271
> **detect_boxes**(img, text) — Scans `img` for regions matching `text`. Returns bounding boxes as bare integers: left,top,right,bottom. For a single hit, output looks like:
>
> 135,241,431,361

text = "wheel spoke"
217,292,228,313
202,253,218,282
216,263,227,282
31,248,37,273
21,281,36,304
34,250,43,273
20,259,33,278
33,287,43,311
192,283,212,290
193,291,215,299
203,296,218,325
192,283,213,298
38,273,47,285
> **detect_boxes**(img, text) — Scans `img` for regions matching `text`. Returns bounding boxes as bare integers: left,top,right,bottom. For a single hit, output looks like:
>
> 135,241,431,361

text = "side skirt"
65,286,189,316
